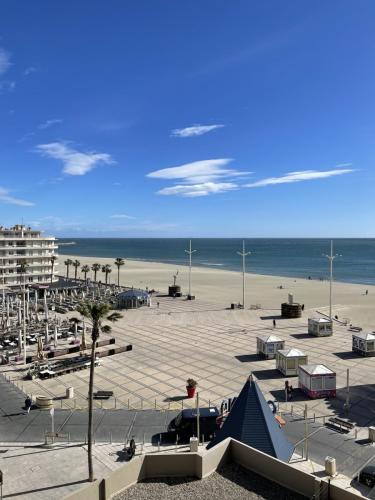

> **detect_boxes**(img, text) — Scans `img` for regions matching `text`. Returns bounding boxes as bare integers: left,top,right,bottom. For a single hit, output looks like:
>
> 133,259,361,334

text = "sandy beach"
62,254,375,330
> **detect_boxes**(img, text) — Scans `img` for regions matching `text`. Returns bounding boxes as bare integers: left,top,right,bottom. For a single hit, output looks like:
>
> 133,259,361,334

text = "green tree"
91,263,101,282
77,302,122,482
72,260,81,280
50,255,57,283
102,264,112,285
114,258,125,287
64,259,73,279
81,264,90,281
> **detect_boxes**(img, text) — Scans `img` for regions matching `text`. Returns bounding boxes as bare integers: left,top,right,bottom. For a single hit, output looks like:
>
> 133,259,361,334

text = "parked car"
168,407,220,443
359,465,375,488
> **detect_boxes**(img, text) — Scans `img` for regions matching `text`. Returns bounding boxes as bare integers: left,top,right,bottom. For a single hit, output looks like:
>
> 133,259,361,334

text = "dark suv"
168,407,220,442
359,465,375,488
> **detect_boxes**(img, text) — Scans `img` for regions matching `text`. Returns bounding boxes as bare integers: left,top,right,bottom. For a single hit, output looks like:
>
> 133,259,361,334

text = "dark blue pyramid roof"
206,376,294,462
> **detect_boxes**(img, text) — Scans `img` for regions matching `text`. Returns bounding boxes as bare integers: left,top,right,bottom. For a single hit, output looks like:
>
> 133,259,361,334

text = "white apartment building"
0,225,58,288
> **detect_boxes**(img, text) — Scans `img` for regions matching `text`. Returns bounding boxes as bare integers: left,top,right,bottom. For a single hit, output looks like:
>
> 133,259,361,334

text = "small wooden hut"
308,317,333,337
298,364,336,398
256,335,285,359
352,332,375,357
276,348,308,376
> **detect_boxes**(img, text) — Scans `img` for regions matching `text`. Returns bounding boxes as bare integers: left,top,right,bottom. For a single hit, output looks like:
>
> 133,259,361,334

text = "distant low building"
117,288,150,309
0,225,58,288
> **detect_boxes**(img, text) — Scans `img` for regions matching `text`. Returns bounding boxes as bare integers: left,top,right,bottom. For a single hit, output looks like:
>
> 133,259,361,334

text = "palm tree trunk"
66,266,69,279
75,268,77,280
117,267,120,287
94,270,97,282
87,331,96,482
51,264,54,283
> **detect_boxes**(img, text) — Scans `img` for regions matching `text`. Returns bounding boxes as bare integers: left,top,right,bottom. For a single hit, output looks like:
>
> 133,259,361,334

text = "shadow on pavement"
235,354,261,363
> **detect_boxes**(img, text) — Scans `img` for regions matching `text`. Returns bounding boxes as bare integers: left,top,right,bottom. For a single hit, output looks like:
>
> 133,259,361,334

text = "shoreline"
61,253,375,330
59,253,373,287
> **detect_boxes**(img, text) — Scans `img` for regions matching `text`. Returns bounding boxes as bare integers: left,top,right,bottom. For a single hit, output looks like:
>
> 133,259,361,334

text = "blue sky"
0,1,374,237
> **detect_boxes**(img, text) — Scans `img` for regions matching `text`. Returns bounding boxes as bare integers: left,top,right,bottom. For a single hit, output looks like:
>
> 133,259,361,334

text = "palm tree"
81,265,90,281
18,261,29,288
114,258,125,287
64,259,73,279
50,255,57,283
18,261,29,362
72,260,81,280
91,263,101,282
77,302,122,482
102,264,112,285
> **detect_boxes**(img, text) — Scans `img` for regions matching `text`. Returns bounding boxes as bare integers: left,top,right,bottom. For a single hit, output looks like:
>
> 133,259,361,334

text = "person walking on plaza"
25,395,32,415
273,319,276,328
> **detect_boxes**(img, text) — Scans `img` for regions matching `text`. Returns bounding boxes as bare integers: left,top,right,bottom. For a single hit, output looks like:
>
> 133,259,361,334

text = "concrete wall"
230,439,320,499
326,481,363,500
64,439,360,500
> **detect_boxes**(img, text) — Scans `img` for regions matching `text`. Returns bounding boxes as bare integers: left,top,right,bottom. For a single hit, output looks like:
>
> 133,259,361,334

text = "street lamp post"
185,240,196,299
237,240,250,309
323,240,340,321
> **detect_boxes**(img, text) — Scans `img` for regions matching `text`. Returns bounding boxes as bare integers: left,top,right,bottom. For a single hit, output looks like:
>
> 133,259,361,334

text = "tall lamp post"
185,240,196,299
237,240,250,309
323,240,340,321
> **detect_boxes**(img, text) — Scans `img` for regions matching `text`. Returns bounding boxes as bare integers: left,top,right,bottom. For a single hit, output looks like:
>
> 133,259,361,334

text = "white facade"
0,225,58,288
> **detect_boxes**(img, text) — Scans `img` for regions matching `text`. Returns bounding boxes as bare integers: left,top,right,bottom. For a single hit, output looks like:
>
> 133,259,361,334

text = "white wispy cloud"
24,66,37,76
0,187,34,206
38,119,63,130
35,142,115,175
157,182,237,197
147,158,249,197
110,214,136,219
0,48,11,76
148,159,248,183
171,124,224,138
245,168,354,188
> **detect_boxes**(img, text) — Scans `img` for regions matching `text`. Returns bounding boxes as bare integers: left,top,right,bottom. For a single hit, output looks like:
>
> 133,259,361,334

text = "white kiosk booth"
352,332,375,357
308,317,333,337
298,364,336,398
256,335,285,359
276,348,308,376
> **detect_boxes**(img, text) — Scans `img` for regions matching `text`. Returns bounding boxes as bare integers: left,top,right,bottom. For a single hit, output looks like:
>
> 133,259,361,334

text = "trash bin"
325,456,336,476
66,387,74,399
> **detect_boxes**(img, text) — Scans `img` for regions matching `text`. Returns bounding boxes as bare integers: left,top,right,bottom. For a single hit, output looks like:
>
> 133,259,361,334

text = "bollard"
127,399,130,409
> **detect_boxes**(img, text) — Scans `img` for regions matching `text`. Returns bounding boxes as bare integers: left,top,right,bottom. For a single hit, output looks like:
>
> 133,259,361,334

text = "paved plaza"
2,295,375,427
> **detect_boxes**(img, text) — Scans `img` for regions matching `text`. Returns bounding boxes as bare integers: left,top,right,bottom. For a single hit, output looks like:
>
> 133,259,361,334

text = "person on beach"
25,396,32,415
273,319,276,328
302,304,305,311
365,290,368,295
157,301,160,308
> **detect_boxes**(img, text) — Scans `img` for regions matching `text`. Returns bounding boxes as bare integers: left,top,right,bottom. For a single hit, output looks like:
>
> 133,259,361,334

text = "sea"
57,238,375,286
